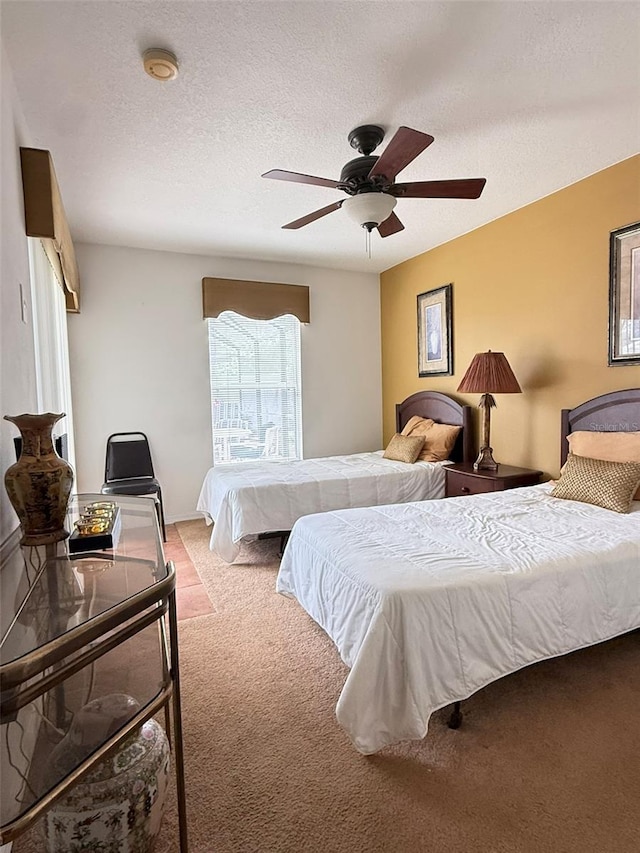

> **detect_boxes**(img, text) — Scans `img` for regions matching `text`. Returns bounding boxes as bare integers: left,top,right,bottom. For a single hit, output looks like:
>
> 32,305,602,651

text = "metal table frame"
0,497,188,851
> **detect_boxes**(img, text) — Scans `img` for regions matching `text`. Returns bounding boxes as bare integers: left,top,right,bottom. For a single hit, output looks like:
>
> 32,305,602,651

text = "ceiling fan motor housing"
340,155,377,187
339,156,391,194
340,125,391,194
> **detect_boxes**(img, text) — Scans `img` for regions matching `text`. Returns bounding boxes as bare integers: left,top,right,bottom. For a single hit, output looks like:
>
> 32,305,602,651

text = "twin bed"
197,391,473,562
276,389,640,753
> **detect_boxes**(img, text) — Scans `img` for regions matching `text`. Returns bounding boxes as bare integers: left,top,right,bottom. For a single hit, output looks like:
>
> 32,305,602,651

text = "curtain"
202,278,310,324
29,239,76,469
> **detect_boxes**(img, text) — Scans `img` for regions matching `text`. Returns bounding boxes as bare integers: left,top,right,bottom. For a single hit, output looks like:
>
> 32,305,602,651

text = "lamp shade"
457,351,521,394
342,192,397,230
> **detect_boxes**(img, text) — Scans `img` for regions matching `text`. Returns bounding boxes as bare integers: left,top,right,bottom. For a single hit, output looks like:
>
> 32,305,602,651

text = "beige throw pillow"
420,422,462,462
401,415,461,462
567,431,640,500
383,433,425,464
551,453,640,513
401,415,435,437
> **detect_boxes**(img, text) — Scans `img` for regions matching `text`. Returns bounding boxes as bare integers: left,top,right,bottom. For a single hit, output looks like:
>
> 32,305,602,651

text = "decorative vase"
3,413,74,546
43,694,170,853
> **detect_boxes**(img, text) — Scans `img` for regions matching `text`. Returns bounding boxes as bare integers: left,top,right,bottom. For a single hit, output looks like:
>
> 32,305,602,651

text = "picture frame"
609,221,640,366
417,284,453,377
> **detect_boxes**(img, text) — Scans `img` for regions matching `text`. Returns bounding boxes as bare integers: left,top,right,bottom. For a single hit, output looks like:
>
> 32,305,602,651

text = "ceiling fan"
262,125,487,238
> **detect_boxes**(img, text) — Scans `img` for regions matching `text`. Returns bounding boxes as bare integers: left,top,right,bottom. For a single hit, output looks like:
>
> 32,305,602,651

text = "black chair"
101,432,167,541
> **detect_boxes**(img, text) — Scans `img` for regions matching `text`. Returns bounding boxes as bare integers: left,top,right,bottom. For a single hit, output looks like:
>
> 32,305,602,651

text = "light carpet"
16,518,640,852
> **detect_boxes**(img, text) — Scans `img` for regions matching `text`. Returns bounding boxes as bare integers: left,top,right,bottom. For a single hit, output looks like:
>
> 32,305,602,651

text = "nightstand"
445,463,543,498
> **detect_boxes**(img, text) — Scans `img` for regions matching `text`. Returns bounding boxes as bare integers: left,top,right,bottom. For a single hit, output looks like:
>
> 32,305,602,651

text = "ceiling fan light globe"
342,193,397,229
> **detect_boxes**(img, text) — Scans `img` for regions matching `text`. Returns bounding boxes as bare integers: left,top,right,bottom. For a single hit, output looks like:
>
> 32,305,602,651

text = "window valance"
202,278,310,324
20,148,80,313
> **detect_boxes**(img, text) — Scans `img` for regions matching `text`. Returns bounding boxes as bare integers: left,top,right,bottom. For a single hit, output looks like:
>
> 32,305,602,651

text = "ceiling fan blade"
391,178,487,199
377,212,405,238
282,201,343,230
368,127,434,182
262,169,340,189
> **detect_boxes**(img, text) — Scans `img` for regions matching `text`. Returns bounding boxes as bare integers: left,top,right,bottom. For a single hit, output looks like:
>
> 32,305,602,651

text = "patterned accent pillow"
551,453,640,513
567,431,640,500
383,433,426,464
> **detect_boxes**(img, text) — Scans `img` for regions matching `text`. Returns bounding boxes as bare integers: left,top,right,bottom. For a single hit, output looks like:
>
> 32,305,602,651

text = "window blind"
207,312,302,465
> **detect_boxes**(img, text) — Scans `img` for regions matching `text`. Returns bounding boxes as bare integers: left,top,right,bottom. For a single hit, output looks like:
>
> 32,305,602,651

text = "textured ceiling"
2,1,639,273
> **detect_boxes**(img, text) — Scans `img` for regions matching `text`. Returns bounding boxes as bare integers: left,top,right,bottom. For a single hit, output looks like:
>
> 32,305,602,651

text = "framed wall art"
417,284,453,377
609,221,640,366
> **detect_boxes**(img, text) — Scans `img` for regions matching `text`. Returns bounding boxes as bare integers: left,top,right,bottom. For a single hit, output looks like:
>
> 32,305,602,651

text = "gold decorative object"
3,413,74,545
69,504,121,553
74,520,110,536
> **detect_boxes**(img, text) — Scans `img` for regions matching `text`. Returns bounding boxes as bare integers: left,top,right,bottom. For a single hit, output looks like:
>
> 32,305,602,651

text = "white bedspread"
276,484,640,753
197,452,447,562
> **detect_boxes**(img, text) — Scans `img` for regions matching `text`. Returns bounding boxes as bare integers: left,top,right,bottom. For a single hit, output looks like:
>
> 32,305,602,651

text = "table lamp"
457,350,521,470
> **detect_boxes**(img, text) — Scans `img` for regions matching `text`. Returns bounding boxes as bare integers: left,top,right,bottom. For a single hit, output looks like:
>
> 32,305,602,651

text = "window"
207,312,302,464
28,239,76,468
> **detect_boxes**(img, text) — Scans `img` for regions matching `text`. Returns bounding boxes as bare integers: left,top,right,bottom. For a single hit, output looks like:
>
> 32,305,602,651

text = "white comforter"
197,452,447,562
276,484,640,753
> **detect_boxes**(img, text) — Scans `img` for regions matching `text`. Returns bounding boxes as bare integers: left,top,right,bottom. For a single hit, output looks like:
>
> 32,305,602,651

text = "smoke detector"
143,49,179,81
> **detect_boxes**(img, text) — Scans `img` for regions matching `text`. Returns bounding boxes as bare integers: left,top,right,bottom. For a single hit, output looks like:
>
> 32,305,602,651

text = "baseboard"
166,513,204,525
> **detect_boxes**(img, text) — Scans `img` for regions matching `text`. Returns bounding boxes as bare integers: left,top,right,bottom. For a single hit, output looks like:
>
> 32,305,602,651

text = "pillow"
419,422,462,463
400,415,435,437
401,416,461,462
567,431,640,500
551,452,640,513
383,433,425,464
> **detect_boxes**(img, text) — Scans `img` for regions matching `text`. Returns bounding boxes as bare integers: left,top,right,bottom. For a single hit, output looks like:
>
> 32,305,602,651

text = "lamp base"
473,446,499,471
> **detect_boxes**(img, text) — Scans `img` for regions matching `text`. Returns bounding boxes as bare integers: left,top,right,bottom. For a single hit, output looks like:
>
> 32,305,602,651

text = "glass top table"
0,494,187,849
1,494,169,688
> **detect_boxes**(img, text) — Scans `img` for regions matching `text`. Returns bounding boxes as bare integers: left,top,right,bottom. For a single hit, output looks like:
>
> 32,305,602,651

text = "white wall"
0,46,39,847
0,43,38,543
69,244,381,522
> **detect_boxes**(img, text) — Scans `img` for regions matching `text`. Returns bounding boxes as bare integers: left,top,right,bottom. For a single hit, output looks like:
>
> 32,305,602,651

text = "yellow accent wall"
381,155,640,478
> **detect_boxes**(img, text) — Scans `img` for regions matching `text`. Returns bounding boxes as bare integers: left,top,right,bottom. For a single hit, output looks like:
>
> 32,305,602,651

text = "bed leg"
278,533,290,557
447,701,463,729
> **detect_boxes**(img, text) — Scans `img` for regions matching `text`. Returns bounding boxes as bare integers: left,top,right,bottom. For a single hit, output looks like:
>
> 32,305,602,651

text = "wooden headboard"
560,388,640,466
395,391,475,464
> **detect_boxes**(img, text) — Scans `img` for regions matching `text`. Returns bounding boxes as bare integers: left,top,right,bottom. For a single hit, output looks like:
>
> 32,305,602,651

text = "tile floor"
163,523,214,621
